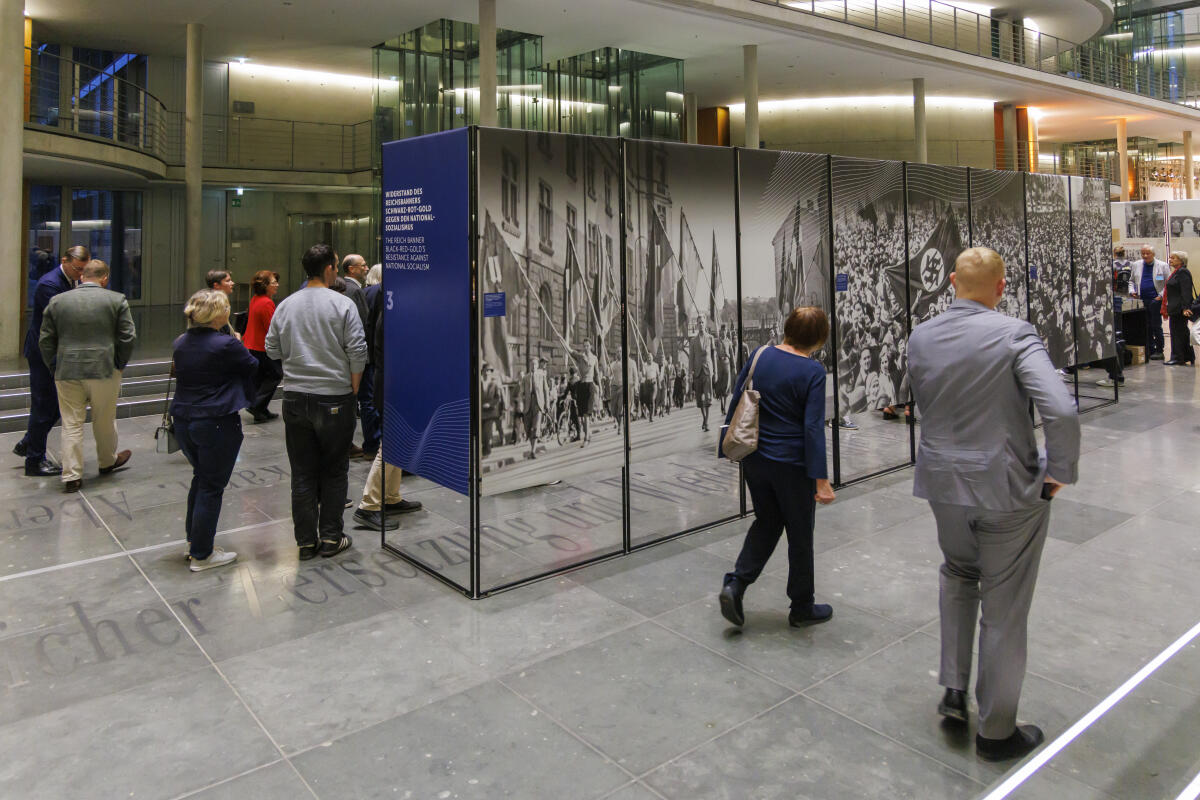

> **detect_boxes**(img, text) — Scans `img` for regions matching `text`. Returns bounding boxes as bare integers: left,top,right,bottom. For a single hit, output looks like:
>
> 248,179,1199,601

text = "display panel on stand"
830,156,911,482
380,128,473,590
1070,176,1117,406
1026,173,1075,369
474,128,625,588
625,140,740,546
737,149,834,475
969,169,1027,319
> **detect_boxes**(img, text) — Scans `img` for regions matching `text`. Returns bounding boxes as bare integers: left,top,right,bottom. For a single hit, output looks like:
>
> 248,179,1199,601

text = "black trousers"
1169,313,1196,363
1143,299,1165,355
248,350,282,415
282,391,357,547
20,351,60,466
726,453,817,608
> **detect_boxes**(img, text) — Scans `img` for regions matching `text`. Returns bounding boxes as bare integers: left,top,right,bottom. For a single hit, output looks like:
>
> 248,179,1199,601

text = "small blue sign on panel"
483,292,506,318
835,273,849,292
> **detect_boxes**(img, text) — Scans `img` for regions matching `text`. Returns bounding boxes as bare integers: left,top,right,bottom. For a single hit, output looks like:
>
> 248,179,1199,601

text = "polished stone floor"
0,363,1197,799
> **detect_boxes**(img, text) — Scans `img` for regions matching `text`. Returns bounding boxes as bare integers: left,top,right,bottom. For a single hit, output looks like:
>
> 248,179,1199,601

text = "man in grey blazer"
39,260,137,492
908,247,1080,762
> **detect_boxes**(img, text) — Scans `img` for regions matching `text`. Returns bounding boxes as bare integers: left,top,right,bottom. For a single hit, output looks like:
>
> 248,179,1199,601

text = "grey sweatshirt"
264,285,367,396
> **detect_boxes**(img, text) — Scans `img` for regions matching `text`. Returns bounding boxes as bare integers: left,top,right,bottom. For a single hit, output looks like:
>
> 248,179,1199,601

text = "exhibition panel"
379,128,1116,598
624,139,741,548
831,156,912,483
475,128,626,587
968,169,1028,320
1026,173,1076,369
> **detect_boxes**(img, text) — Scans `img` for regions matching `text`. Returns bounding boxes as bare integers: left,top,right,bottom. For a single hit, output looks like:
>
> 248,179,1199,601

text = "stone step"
0,360,173,432
0,395,169,433
0,359,172,391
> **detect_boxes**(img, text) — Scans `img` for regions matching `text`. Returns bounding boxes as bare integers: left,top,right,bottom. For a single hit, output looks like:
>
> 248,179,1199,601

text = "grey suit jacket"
908,299,1080,512
39,283,137,381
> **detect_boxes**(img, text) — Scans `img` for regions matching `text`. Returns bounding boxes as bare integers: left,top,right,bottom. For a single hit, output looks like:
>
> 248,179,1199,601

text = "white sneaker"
1096,378,1114,387
189,547,237,572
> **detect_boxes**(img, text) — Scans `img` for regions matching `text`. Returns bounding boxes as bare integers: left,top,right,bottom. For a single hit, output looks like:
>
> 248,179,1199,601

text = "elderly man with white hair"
1131,244,1169,360
908,246,1080,763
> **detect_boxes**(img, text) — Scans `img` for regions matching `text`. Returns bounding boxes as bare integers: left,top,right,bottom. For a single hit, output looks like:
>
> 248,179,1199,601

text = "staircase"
0,359,173,433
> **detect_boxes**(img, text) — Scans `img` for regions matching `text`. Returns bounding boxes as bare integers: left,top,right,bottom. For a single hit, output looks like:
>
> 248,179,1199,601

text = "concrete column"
913,78,927,164
1002,103,1018,171
1185,130,1194,199
684,92,698,144
185,23,204,291
1,0,25,355
1117,118,1129,202
478,0,497,127
743,45,758,149
1028,113,1039,172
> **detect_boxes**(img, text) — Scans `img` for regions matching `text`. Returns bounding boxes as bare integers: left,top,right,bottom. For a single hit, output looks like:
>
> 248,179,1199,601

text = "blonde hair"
82,259,109,280
953,247,1005,295
184,289,231,327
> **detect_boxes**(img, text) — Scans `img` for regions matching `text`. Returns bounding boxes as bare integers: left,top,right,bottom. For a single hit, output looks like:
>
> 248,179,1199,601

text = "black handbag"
155,370,180,454
232,310,249,336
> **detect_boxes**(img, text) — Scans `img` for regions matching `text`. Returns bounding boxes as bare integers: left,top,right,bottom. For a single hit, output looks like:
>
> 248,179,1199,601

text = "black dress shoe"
99,450,131,474
976,724,1044,762
718,580,745,627
353,508,399,531
12,440,26,458
1164,359,1181,366
25,459,62,477
938,688,968,723
1149,352,1165,360
63,479,82,493
384,499,422,514
789,603,833,627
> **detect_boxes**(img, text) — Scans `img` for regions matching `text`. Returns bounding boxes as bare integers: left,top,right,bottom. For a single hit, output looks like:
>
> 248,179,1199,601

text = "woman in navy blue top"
171,289,259,572
719,306,837,628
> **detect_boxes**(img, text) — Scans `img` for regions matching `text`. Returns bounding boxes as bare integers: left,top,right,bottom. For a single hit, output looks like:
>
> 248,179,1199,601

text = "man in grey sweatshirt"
265,243,368,560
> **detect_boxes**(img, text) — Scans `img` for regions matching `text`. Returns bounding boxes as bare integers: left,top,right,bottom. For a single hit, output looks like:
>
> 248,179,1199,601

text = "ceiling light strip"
980,618,1200,800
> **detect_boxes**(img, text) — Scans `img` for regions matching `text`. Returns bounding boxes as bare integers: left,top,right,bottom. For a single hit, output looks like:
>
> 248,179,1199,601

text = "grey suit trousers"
928,499,1052,740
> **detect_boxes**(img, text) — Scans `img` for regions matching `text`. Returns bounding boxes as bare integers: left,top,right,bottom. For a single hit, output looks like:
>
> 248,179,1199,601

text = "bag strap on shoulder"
744,346,767,388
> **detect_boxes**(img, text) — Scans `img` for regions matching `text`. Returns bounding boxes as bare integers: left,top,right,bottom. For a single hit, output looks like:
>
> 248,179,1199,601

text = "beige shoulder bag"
721,346,767,462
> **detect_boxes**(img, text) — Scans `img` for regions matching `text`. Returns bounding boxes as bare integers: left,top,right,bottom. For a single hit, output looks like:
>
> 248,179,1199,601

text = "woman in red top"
244,270,282,422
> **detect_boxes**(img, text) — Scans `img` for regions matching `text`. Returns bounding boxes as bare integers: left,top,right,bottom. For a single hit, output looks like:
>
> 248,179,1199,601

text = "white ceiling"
26,0,1193,144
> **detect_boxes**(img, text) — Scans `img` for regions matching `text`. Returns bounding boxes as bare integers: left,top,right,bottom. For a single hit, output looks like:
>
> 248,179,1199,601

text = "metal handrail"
749,0,1200,108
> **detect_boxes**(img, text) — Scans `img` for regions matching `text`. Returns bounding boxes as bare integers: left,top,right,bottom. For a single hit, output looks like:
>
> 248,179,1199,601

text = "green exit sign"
231,197,242,207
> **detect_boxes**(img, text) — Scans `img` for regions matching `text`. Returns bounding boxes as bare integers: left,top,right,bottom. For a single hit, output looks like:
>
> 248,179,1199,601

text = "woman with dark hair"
1164,251,1198,365
243,269,282,422
718,306,837,629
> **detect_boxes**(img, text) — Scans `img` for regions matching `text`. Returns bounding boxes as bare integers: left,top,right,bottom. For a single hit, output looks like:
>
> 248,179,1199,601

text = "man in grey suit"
908,247,1080,762
40,260,137,493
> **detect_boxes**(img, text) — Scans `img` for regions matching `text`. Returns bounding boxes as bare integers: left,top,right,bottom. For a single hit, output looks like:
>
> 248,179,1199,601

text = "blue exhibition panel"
381,128,472,496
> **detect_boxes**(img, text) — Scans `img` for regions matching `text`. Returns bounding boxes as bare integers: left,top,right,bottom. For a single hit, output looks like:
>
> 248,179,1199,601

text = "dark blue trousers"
175,414,244,560
727,453,818,608
358,364,381,453
21,352,60,467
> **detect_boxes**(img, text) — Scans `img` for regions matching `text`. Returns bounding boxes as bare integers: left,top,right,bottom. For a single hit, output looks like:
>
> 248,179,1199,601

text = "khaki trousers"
55,371,122,482
358,449,403,511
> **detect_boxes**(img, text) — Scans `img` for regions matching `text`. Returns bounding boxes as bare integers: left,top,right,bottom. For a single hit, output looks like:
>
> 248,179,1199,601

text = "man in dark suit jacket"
40,260,137,492
341,255,377,458
16,245,90,476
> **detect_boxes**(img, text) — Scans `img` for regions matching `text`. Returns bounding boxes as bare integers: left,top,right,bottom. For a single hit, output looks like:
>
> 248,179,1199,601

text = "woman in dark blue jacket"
171,289,259,572
719,306,837,628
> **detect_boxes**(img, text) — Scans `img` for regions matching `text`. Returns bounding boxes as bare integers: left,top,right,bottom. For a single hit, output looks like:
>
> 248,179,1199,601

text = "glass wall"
27,185,61,307
71,189,143,301
542,49,684,141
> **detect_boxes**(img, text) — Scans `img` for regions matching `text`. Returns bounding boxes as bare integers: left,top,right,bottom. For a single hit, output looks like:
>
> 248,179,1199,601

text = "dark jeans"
1143,297,1165,355
282,391,357,546
248,350,282,415
175,414,243,559
726,453,818,608
21,351,60,466
358,363,381,453
1169,313,1196,363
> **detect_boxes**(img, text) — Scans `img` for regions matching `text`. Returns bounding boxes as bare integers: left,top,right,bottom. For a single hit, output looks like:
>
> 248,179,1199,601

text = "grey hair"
1172,250,1189,267
365,263,383,286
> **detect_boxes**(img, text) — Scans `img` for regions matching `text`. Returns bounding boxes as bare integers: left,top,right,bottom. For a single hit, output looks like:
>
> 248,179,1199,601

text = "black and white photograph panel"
737,148,835,471
626,139,740,546
1070,176,1116,366
1025,172,1075,369
1123,199,1166,240
1111,199,1167,259
471,129,626,586
906,163,968,329
1167,198,1200,256
969,168,1028,320
830,156,912,480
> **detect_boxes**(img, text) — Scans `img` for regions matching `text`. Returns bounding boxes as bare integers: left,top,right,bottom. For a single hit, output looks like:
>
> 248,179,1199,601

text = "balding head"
950,247,1006,308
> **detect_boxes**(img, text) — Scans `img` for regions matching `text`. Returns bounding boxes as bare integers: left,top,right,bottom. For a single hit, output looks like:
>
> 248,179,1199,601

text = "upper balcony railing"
750,0,1200,108
26,48,371,173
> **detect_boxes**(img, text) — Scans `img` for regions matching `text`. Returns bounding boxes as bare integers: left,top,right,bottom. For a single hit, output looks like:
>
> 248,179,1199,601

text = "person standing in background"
16,245,90,477
39,259,136,493
1163,251,1198,365
341,254,378,459
205,270,242,341
1131,245,1168,360
243,270,282,422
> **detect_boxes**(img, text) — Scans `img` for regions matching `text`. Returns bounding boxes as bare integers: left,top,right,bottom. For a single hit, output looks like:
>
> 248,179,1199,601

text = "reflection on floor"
0,363,1197,799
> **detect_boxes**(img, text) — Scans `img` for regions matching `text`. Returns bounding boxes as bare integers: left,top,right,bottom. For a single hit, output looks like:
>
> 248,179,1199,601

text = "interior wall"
227,65,373,124
729,100,995,167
